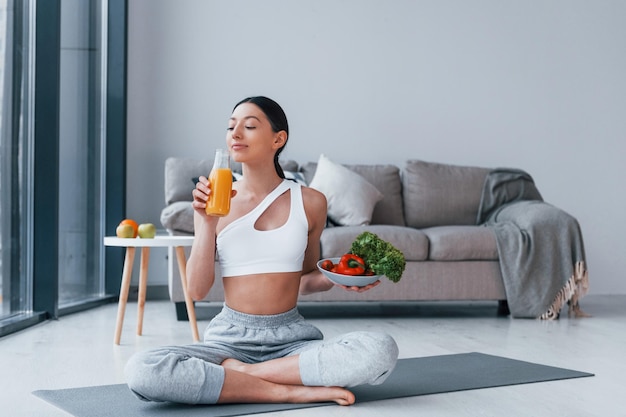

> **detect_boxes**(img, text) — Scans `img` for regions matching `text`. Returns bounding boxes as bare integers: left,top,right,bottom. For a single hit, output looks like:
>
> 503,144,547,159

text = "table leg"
175,246,200,342
114,246,136,345
136,247,150,336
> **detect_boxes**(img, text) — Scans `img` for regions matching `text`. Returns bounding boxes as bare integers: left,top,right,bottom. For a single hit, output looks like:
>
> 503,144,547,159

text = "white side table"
104,235,199,345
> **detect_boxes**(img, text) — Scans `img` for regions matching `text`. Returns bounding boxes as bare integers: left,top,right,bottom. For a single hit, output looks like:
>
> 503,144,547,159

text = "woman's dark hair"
233,96,289,178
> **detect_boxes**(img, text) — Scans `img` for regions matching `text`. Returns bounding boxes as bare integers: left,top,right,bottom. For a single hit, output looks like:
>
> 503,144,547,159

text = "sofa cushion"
309,154,383,226
422,225,499,261
279,160,299,172
320,225,429,262
301,161,405,226
403,160,490,228
160,201,194,234
165,157,213,205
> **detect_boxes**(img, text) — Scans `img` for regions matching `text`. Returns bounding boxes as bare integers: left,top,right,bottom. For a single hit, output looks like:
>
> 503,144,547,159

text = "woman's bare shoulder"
301,185,327,210
301,185,327,231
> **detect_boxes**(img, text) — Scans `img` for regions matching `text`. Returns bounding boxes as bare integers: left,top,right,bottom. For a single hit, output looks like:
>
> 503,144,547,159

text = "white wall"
127,0,626,294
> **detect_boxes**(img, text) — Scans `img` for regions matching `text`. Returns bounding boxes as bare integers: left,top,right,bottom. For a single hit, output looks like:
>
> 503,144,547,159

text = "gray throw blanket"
477,168,589,319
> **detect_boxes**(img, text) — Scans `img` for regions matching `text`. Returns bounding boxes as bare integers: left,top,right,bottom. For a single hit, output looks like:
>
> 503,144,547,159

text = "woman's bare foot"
286,385,355,406
221,356,302,385
222,358,247,373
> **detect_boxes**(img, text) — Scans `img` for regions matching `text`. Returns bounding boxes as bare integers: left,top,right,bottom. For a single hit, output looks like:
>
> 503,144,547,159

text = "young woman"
125,96,399,406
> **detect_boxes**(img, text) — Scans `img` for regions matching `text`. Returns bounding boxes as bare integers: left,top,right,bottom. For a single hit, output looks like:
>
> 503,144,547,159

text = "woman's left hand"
339,280,381,293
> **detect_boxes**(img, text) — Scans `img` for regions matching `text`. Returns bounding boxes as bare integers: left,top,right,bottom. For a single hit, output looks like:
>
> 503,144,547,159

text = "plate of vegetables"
317,231,407,287
317,255,381,287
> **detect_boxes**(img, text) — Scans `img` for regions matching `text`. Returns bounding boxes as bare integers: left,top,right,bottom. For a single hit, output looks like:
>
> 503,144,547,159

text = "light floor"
1,295,625,417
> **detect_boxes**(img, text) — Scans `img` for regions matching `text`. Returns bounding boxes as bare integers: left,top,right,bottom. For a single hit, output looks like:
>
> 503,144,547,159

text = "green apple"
116,224,135,238
138,223,156,239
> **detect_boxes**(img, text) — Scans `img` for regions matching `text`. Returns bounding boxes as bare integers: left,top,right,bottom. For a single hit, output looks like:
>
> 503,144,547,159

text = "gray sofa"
161,157,511,320
163,155,592,319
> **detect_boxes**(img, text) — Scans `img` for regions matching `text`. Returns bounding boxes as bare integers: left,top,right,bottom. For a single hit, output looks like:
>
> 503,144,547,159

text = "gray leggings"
125,304,398,404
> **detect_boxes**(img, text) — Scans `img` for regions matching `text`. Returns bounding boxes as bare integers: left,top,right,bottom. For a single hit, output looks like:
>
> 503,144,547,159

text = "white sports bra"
216,179,309,277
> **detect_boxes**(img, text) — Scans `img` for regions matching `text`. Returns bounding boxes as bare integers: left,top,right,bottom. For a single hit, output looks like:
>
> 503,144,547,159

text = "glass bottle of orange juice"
205,149,232,216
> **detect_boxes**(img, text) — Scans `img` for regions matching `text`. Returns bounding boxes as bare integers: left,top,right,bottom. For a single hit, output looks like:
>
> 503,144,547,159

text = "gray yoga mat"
33,352,593,417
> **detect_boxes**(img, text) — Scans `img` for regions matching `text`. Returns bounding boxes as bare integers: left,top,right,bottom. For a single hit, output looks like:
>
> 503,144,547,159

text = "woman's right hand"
191,176,213,217
191,176,237,222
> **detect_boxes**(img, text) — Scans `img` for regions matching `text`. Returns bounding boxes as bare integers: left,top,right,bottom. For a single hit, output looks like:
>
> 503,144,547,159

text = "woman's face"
227,102,283,163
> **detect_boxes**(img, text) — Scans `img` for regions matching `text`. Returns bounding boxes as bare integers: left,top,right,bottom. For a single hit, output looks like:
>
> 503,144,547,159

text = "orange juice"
206,149,232,216
206,168,232,216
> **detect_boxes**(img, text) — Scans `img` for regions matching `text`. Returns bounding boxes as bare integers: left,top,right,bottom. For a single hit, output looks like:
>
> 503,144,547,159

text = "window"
57,0,107,309
0,0,126,336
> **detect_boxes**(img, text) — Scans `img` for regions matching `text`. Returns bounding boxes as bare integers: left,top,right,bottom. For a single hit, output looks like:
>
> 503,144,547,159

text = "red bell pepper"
335,254,366,275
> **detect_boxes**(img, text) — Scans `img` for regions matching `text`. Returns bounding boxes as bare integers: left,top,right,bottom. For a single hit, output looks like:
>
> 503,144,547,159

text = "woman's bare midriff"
222,272,302,315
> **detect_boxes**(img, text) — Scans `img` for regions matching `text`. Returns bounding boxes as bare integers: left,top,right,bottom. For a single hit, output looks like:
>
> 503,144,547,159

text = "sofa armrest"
161,201,195,235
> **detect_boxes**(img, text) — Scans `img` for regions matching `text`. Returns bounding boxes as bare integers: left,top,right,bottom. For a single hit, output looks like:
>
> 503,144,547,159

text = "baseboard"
127,285,170,301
